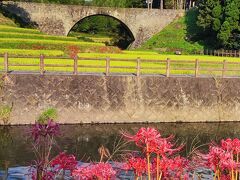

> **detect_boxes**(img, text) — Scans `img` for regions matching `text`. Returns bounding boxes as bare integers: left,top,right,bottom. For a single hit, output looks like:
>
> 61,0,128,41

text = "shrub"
37,108,58,124
0,105,12,125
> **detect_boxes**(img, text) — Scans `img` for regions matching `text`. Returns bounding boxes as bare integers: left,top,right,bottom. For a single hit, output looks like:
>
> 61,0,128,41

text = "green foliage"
71,15,134,49
197,0,240,49
0,105,12,125
213,18,221,31
164,0,174,9
91,0,128,7
37,108,58,124
72,16,119,35
212,4,222,18
218,21,231,45
10,0,145,7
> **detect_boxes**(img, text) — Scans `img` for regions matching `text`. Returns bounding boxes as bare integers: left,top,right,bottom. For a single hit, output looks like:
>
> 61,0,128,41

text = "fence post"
73,56,78,75
195,59,199,78
106,57,110,76
40,54,44,75
222,49,224,57
4,53,8,73
136,57,141,77
222,59,227,78
166,58,170,77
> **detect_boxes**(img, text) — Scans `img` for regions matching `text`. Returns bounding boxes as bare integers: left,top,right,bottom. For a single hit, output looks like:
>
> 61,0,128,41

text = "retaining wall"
2,73,240,124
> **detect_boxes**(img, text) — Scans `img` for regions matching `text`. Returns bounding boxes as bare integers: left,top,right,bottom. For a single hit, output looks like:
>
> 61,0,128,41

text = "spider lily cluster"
195,138,240,180
122,127,188,180
28,121,240,180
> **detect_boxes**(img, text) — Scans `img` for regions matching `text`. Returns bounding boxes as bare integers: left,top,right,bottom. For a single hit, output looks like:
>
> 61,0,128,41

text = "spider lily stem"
156,154,160,180
159,171,162,180
146,144,151,180
236,153,239,180
231,169,235,180
214,168,219,180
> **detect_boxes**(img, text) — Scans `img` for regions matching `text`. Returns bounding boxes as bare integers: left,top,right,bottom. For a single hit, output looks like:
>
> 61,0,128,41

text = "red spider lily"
30,168,55,180
41,171,55,180
123,127,161,150
168,156,189,179
209,146,237,172
123,127,160,180
198,146,230,171
123,157,147,177
72,166,93,180
31,119,60,142
152,156,189,179
92,162,116,179
148,136,184,157
123,127,186,180
195,144,240,180
67,45,79,59
221,138,240,154
73,163,116,180
50,152,77,172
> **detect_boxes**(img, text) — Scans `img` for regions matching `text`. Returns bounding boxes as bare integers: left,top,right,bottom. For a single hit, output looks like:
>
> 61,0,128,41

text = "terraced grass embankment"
0,24,110,56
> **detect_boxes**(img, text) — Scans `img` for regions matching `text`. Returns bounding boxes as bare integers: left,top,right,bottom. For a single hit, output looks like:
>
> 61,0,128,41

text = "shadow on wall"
0,2,37,28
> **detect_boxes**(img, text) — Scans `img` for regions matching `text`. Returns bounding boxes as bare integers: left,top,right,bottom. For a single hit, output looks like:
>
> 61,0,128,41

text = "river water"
0,122,240,179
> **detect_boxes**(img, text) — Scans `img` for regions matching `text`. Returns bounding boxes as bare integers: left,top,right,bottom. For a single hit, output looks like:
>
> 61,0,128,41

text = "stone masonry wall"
1,74,240,124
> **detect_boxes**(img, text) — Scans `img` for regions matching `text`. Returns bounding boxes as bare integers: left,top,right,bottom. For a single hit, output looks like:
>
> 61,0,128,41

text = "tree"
197,0,240,49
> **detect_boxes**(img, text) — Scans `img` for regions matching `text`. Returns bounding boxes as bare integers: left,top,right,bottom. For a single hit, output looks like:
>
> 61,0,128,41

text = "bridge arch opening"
67,15,135,50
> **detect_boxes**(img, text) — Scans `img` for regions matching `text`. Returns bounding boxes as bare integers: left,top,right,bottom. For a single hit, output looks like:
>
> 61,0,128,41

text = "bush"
0,105,12,125
37,108,58,123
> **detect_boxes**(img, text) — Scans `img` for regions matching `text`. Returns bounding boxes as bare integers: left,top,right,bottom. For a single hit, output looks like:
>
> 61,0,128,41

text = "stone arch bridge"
1,1,184,47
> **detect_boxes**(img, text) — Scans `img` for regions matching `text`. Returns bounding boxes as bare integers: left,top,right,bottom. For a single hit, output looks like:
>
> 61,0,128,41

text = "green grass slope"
139,9,205,54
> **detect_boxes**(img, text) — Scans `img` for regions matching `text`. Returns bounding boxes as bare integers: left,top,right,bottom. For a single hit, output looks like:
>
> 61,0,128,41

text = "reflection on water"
0,122,240,169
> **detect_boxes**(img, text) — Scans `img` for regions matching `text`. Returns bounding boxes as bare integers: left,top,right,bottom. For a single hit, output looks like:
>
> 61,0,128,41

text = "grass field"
0,12,239,77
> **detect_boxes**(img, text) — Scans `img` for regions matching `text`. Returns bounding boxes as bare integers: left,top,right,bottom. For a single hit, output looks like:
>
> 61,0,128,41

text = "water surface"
1,122,240,168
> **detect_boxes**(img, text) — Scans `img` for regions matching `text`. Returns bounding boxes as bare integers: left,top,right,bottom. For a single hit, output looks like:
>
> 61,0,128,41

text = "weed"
37,108,58,124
